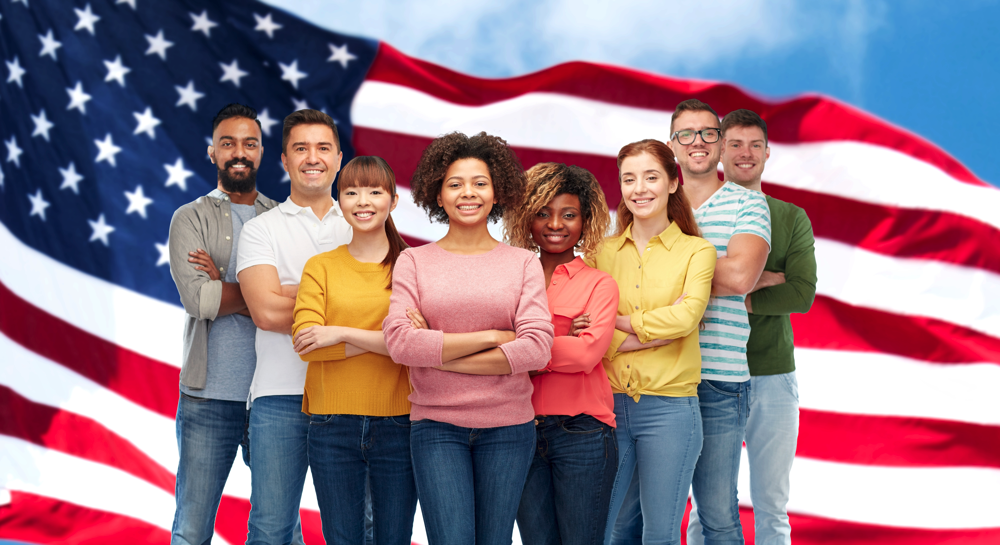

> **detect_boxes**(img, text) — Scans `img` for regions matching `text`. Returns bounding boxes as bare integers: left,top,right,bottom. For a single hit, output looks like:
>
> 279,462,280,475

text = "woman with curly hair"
382,131,554,545
589,139,716,545
505,163,621,545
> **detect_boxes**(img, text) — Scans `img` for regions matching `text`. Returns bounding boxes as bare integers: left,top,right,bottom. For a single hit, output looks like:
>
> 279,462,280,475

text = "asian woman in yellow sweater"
291,156,415,545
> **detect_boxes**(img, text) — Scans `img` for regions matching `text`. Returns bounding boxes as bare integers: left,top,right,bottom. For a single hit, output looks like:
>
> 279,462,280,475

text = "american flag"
1,1,998,544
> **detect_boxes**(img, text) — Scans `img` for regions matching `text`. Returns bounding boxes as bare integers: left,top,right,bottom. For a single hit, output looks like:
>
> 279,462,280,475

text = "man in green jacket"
688,108,818,545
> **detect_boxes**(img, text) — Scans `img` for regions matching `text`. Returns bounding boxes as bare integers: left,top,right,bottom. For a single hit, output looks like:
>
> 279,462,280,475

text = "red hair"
615,139,700,238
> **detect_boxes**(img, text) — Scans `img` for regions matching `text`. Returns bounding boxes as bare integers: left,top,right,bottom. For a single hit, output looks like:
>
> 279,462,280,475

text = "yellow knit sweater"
292,245,410,416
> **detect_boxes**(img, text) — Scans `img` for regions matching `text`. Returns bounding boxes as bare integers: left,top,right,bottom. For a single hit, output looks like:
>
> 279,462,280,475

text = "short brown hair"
504,163,610,259
670,99,720,134
720,108,768,145
281,109,340,154
410,131,526,224
615,139,700,239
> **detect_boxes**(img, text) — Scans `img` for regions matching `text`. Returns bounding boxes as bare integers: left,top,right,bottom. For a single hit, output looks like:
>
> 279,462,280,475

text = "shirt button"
635,306,639,310
219,267,224,271
636,285,640,288
225,236,231,240
225,213,229,217
638,264,641,269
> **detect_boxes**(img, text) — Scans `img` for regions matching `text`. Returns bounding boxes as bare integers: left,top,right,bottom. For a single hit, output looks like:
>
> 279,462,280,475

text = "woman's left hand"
407,307,429,330
294,325,343,354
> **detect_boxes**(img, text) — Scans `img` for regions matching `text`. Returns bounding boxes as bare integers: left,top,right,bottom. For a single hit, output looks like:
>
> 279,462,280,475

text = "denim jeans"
686,379,751,545
246,395,310,545
171,393,249,545
410,419,536,545
516,415,618,545
688,372,798,545
605,393,702,545
308,413,417,545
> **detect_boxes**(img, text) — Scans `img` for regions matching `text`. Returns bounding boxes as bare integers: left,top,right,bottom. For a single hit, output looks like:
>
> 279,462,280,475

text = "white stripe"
353,80,1000,230
0,219,184,367
736,447,1000,529
814,238,1000,339
796,348,1000,426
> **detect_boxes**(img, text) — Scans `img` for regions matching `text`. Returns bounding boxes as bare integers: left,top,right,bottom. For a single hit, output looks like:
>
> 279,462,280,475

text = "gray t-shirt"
181,203,258,401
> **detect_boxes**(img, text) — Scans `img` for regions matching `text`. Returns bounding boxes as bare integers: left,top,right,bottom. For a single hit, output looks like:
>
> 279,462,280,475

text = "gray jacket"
168,189,278,390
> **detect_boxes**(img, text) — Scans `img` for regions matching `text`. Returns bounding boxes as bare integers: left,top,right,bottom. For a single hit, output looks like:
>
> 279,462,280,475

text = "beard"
218,158,257,194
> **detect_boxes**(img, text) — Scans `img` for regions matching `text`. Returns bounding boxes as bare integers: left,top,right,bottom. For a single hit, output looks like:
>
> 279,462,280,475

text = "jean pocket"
309,414,336,426
560,415,605,435
701,379,742,397
782,373,799,402
389,415,412,428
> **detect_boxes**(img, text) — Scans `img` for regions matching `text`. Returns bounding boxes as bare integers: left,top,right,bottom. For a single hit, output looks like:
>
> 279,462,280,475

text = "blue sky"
264,0,1000,188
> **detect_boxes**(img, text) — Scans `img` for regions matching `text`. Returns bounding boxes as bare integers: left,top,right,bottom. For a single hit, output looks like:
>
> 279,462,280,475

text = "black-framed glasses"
671,128,721,145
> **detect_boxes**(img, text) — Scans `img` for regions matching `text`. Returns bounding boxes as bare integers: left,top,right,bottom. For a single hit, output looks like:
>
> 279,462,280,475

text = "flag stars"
6,57,26,88
66,82,92,114
190,11,218,37
74,4,101,35
116,0,137,9
164,158,194,191
175,80,205,111
254,13,283,39
133,107,161,139
145,30,174,61
104,55,131,87
94,134,123,167
219,60,249,87
38,30,62,61
327,43,357,69
59,162,84,194
124,185,154,219
292,97,309,111
88,214,115,246
258,108,278,137
280,60,307,90
28,189,51,221
156,241,170,266
6,136,23,167
31,110,55,141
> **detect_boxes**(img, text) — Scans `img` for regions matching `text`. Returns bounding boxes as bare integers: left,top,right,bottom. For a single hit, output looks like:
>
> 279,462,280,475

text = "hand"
745,293,753,314
188,249,220,280
752,271,785,292
407,307,429,330
528,369,551,377
615,315,634,334
294,325,343,355
673,293,686,305
280,284,299,299
569,313,590,336
494,330,516,345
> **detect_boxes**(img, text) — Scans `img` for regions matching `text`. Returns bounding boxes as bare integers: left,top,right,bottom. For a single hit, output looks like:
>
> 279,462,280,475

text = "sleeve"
498,256,556,374
547,275,619,374
168,206,221,321
733,191,772,249
630,244,717,343
236,216,276,275
383,250,445,367
293,256,347,362
750,207,818,316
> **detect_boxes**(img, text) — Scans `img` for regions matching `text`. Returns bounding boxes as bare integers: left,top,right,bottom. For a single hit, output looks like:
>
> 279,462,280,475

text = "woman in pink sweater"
383,132,554,545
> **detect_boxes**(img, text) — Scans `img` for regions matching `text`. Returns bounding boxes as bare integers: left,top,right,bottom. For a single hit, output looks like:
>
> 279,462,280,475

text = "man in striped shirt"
676,99,771,545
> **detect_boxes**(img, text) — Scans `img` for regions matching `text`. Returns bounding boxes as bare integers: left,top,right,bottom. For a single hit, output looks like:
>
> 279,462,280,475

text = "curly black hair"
409,131,526,224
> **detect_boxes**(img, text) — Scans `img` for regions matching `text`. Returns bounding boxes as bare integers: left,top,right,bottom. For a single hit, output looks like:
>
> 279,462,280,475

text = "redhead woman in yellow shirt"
291,156,416,545
589,139,716,545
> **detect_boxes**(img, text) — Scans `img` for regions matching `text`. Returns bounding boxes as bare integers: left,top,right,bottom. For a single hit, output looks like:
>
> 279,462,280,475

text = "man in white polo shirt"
237,109,352,545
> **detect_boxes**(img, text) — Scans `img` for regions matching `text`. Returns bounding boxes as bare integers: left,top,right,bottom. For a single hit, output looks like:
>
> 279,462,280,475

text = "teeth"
355,212,374,218
303,170,322,175
737,163,754,168
691,152,708,157
634,199,652,204
458,205,480,210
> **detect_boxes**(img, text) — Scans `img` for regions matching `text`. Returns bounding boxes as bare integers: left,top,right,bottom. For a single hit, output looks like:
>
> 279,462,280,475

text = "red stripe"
356,126,1000,275
368,42,987,187
797,409,1000,469
0,491,168,544
0,278,179,419
792,295,1000,365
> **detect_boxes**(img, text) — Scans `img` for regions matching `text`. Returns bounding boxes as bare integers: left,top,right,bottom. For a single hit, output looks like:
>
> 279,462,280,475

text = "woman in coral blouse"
589,139,717,545
505,163,620,545
291,156,415,545
382,132,554,545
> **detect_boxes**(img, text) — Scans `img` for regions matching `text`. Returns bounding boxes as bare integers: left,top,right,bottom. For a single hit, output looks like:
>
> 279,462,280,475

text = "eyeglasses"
671,128,721,145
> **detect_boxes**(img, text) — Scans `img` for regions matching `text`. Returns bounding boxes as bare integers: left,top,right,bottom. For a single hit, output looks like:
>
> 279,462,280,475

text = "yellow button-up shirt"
588,221,716,399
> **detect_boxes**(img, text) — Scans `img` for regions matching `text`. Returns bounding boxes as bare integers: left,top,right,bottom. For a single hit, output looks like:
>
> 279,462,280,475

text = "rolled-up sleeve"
168,206,221,321
548,276,618,374
499,257,555,374
383,250,445,367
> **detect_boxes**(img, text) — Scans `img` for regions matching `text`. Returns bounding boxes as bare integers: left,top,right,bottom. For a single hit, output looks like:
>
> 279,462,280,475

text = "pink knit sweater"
383,242,554,428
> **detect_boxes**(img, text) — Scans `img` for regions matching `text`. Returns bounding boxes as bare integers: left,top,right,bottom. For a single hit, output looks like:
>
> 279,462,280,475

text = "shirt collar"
278,195,343,219
207,188,272,209
554,256,588,279
614,221,683,251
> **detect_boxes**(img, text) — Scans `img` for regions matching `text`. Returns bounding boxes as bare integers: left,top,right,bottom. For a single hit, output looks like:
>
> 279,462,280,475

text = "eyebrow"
445,174,490,181
218,135,260,142
292,141,334,148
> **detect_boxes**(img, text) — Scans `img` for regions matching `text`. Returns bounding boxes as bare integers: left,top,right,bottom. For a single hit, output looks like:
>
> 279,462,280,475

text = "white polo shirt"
236,196,352,401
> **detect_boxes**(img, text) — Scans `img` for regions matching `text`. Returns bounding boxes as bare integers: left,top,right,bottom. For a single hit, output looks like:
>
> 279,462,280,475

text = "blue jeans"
246,395,310,545
410,419,536,545
688,373,798,545
308,413,417,545
606,394,702,545
686,379,751,545
171,393,249,545
516,415,618,545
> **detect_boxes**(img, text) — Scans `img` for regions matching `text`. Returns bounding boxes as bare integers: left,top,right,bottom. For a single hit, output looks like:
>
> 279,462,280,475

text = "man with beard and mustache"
167,103,286,545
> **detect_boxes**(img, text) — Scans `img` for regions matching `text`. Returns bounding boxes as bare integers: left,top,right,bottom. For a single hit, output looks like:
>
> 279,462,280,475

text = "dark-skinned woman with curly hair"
504,163,620,545
382,132,554,545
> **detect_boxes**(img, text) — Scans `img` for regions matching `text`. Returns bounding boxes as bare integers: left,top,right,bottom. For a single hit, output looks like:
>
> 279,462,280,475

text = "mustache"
224,158,255,170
